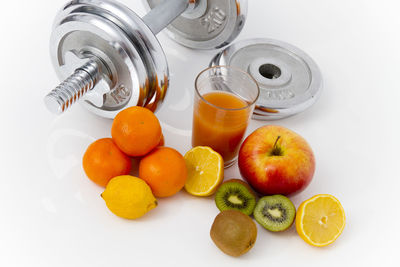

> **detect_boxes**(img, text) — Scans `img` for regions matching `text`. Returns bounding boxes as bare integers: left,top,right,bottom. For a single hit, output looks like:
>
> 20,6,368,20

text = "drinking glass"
192,66,260,167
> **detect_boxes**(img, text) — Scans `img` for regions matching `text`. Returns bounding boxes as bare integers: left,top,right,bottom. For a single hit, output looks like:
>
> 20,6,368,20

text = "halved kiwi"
253,195,296,232
215,179,257,216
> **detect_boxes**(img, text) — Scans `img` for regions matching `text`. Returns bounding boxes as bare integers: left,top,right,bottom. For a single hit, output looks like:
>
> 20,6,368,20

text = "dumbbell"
44,0,247,118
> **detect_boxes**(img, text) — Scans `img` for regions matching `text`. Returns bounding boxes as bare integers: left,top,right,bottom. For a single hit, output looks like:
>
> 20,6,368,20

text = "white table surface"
1,0,399,266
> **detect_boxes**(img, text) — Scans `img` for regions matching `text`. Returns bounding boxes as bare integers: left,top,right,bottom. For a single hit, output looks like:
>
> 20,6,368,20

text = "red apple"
238,125,315,196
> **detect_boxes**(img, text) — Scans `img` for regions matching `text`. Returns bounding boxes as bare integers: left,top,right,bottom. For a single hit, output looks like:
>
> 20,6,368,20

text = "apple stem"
273,136,281,150
270,136,282,156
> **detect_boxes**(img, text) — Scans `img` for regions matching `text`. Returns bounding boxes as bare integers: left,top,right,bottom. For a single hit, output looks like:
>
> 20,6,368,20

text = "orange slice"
184,146,224,197
296,194,345,247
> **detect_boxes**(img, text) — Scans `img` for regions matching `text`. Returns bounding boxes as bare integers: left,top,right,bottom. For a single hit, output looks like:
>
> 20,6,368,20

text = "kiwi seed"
215,179,257,216
253,195,296,232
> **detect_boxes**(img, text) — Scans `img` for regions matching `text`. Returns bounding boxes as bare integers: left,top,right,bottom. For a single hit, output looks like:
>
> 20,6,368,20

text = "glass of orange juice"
192,66,259,167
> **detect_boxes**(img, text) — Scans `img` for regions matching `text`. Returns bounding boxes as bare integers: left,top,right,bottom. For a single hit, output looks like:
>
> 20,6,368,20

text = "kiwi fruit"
210,210,257,257
215,179,257,216
253,195,296,232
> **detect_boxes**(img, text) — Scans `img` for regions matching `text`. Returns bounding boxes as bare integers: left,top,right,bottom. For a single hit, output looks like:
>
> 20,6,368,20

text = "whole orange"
111,107,162,157
82,138,132,187
139,147,187,198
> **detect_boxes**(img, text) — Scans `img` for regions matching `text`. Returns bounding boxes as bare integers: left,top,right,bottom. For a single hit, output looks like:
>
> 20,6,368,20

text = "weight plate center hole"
259,64,281,79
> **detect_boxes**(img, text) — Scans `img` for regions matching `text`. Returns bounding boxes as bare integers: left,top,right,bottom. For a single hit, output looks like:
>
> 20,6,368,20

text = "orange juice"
192,91,252,163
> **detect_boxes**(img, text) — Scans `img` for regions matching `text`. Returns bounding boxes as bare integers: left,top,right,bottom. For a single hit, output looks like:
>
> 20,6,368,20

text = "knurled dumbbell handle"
142,0,191,35
44,59,101,114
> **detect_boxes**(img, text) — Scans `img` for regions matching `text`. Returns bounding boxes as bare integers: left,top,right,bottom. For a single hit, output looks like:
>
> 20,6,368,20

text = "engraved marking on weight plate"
264,89,295,100
200,7,226,33
110,85,130,104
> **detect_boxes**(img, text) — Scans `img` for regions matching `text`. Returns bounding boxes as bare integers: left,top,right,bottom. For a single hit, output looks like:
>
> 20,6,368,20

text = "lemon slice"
296,194,346,247
184,146,224,196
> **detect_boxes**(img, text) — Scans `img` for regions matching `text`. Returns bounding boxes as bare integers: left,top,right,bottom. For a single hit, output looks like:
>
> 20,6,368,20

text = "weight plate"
51,0,169,118
144,0,247,49
210,38,323,120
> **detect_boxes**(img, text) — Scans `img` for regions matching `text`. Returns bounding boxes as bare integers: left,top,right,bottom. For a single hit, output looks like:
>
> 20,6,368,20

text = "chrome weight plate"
51,0,169,118
210,38,323,120
144,0,247,49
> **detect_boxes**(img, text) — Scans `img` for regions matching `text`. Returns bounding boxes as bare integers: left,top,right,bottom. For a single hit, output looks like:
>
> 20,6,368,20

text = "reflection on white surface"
167,82,192,112
74,191,87,204
160,121,192,137
166,47,191,62
46,128,95,180
41,197,57,214
155,48,200,132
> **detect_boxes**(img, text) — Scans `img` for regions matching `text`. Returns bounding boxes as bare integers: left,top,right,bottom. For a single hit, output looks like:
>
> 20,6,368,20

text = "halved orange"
296,194,345,247
184,146,224,197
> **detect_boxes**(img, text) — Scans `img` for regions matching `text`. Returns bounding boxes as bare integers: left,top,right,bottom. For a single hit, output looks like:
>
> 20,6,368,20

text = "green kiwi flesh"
215,179,257,216
210,210,257,257
254,195,296,232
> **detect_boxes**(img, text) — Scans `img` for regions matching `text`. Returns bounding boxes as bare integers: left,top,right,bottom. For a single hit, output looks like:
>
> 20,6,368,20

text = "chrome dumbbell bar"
44,0,247,118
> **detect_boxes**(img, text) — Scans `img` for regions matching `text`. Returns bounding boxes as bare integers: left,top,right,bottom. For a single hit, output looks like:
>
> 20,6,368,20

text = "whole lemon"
102,175,157,219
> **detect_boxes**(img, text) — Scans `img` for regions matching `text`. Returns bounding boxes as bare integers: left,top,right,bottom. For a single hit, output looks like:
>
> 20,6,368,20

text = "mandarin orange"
111,107,162,157
82,138,131,187
139,147,187,198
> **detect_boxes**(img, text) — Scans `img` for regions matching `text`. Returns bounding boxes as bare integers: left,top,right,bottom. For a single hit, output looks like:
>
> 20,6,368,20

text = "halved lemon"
184,146,224,197
296,194,346,247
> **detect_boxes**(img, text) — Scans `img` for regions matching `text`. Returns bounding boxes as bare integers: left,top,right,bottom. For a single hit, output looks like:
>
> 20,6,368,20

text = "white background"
0,0,399,266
